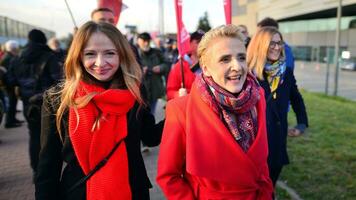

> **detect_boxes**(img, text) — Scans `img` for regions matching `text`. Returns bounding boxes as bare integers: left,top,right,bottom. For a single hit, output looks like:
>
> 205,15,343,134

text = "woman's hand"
178,88,187,97
288,128,302,137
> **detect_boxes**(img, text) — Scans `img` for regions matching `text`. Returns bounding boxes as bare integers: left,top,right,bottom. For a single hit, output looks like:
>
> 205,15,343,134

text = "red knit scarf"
68,81,135,199
196,73,260,152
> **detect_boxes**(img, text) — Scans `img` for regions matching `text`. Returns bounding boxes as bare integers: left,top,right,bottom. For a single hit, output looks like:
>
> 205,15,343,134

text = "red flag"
98,0,123,25
174,0,190,56
223,0,231,24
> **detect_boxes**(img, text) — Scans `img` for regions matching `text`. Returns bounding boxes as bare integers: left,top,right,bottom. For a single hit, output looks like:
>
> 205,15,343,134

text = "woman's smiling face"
202,37,248,94
267,33,283,62
82,32,119,81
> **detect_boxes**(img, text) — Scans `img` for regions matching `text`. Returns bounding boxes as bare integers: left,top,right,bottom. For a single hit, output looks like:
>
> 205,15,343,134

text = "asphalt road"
294,61,356,101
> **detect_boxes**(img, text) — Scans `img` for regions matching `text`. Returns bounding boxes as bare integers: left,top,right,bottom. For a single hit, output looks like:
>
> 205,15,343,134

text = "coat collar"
185,81,269,185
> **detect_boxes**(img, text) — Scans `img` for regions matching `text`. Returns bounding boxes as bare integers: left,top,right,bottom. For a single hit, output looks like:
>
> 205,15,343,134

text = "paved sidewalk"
0,122,34,200
294,61,356,101
0,100,167,200
0,124,165,200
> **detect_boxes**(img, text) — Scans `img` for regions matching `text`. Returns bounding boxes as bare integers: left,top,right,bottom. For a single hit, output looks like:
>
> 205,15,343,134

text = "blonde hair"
246,26,284,80
197,24,245,67
55,21,143,138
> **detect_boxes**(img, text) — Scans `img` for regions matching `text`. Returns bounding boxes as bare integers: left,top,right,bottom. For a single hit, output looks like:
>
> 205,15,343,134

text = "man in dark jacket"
137,32,168,113
7,29,62,179
48,37,66,65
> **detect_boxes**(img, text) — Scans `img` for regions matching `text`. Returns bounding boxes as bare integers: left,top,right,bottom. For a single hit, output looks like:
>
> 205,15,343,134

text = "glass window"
280,16,356,33
0,17,5,36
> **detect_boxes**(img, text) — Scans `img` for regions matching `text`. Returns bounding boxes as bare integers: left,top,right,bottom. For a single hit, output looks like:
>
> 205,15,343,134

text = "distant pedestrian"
161,38,178,80
6,29,63,179
35,22,163,200
157,24,273,199
137,32,168,113
91,7,115,24
163,38,178,65
166,30,204,100
0,43,5,60
237,24,251,47
0,40,24,128
48,37,66,64
247,26,308,189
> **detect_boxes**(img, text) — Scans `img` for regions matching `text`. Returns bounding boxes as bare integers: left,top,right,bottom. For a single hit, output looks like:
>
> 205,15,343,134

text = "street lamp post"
333,0,342,96
159,0,164,35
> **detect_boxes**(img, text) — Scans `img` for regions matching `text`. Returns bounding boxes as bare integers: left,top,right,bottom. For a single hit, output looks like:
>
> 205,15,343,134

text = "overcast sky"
0,0,226,38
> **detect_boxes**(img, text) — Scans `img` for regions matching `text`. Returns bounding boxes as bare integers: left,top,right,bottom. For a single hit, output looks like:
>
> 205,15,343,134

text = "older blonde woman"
247,26,308,187
157,25,273,200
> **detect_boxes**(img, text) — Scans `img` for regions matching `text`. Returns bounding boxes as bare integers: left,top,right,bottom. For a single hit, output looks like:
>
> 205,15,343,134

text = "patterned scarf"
196,73,260,152
68,80,135,200
264,59,286,99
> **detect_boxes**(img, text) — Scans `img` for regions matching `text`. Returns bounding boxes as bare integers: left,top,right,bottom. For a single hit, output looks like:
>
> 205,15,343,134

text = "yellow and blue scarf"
264,59,286,99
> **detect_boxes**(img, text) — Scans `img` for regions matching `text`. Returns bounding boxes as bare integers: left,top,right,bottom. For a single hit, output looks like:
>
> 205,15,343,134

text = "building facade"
0,15,55,46
232,0,356,61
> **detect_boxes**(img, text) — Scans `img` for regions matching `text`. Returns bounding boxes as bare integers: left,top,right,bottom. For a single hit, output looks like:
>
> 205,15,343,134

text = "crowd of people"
0,7,309,200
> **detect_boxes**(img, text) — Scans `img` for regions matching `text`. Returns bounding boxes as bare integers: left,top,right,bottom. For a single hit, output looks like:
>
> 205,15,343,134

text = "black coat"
6,42,62,99
0,52,16,69
259,68,308,168
35,85,164,200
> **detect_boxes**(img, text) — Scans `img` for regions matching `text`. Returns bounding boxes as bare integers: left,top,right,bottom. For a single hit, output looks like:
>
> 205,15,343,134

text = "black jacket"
259,68,308,168
35,85,164,200
0,52,16,69
6,42,62,99
0,52,16,84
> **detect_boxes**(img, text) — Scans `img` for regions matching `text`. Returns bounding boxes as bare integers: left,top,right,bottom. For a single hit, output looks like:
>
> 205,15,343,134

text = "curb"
277,180,303,200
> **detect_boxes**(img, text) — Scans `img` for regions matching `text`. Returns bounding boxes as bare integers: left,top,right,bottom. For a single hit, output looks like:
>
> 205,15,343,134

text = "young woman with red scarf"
157,25,273,199
35,22,163,200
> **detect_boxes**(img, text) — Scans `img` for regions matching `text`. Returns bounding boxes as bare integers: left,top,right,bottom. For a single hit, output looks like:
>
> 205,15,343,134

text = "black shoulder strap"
66,138,124,194
34,53,52,92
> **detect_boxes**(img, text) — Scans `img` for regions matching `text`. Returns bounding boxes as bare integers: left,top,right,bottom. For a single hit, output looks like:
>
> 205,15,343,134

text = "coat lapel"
185,83,268,185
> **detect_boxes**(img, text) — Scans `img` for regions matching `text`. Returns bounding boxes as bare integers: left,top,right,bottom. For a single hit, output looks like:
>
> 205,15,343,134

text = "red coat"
166,60,197,100
157,81,273,200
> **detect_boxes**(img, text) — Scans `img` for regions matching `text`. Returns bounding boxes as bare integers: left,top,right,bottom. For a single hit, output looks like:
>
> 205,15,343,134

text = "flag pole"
64,0,78,28
180,57,185,88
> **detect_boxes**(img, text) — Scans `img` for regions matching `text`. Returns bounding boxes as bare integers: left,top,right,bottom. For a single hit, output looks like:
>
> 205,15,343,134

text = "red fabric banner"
224,0,232,24
174,0,190,56
98,0,122,25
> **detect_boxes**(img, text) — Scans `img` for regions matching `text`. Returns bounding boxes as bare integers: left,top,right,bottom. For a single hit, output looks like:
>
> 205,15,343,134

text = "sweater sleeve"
156,100,195,200
166,63,182,101
138,85,164,146
35,90,63,200
289,70,309,127
139,105,164,147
